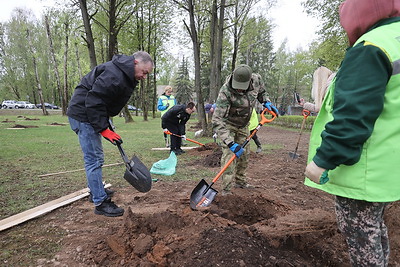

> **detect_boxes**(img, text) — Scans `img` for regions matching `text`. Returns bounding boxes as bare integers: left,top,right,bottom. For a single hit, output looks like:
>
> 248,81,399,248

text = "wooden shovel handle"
165,130,205,146
211,108,277,184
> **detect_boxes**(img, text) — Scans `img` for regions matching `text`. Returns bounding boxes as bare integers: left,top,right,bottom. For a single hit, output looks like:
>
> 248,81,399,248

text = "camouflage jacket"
212,73,269,145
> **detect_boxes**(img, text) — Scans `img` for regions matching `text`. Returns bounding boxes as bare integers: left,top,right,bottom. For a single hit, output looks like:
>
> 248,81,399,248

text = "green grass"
0,113,214,219
0,110,293,265
0,111,216,266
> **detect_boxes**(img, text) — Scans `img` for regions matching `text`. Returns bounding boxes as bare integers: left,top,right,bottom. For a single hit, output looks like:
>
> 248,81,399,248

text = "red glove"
100,129,122,145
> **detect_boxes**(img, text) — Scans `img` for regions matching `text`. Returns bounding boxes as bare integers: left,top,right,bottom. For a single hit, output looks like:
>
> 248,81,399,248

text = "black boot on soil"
94,198,124,217
177,148,186,154
88,188,115,203
171,149,182,155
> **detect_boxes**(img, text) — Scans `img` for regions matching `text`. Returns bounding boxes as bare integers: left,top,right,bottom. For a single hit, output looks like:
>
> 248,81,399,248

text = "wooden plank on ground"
151,146,197,151
38,163,123,177
0,183,111,232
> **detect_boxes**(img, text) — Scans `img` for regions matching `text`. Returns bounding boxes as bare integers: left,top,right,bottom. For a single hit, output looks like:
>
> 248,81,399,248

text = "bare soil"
8,126,400,266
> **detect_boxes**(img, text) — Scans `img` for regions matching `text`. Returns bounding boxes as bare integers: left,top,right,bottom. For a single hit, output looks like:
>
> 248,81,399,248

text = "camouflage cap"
232,64,252,90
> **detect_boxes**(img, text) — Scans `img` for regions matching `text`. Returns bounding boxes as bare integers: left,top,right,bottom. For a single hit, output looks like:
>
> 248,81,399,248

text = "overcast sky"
268,0,320,51
0,0,320,52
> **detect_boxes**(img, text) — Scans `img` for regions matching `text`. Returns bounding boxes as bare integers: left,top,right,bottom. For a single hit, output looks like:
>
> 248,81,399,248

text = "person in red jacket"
67,51,153,217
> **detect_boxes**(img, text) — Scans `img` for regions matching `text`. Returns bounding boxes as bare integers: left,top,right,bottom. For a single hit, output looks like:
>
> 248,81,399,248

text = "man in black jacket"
67,51,153,217
161,102,196,155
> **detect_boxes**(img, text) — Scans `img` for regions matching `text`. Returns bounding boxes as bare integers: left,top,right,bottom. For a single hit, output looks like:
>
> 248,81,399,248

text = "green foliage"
0,0,350,123
173,56,193,104
302,0,348,71
272,114,315,130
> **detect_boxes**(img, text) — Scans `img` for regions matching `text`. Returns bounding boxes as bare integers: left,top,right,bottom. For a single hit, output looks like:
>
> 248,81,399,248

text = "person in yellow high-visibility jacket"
157,86,176,147
249,108,262,153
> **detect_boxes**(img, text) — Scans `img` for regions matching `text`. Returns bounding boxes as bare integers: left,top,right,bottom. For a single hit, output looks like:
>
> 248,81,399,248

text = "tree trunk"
122,105,133,122
215,0,225,97
107,0,117,61
209,0,226,103
62,21,70,116
74,42,83,79
186,0,206,132
209,0,218,103
45,16,63,114
27,29,48,116
78,0,97,69
152,53,157,119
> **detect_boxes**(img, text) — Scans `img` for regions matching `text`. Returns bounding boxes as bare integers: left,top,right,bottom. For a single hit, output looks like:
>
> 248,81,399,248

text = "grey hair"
133,51,153,66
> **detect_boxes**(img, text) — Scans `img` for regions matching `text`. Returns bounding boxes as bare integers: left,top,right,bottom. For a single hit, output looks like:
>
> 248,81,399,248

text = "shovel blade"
190,179,218,210
289,151,299,159
123,155,152,193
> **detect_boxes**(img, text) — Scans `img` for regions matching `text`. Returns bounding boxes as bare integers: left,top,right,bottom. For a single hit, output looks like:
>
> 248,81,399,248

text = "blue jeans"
68,117,107,206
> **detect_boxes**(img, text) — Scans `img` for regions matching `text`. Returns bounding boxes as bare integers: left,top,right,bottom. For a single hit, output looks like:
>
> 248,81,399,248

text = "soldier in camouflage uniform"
212,64,278,195
304,0,400,265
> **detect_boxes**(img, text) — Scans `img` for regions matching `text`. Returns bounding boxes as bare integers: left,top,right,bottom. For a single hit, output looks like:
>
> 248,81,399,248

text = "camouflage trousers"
335,196,390,267
221,124,250,191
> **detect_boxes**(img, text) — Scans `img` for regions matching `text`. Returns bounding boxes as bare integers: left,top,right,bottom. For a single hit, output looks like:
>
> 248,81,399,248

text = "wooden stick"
38,163,124,177
0,184,111,232
151,146,197,151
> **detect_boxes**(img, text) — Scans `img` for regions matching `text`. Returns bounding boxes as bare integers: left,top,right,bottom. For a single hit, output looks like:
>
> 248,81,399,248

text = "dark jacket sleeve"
313,42,392,170
161,105,180,122
85,64,134,133
178,113,191,135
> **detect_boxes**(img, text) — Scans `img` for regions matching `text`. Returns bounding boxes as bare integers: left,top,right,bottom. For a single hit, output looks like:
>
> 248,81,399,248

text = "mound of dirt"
14,126,400,266
1,119,15,123
10,124,38,128
48,122,67,126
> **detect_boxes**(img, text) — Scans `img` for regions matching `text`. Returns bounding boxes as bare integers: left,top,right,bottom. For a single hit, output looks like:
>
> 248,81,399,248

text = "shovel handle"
211,108,277,184
164,130,205,146
302,109,311,119
108,119,131,167
212,155,236,183
259,108,278,125
290,109,310,159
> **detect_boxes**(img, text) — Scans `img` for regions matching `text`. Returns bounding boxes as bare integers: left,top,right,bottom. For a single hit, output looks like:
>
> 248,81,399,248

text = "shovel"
289,109,311,159
190,108,277,210
164,130,205,147
109,120,152,193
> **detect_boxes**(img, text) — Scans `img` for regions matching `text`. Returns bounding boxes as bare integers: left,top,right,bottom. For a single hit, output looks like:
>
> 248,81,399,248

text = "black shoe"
88,188,115,203
94,198,124,217
172,149,182,155
177,148,186,154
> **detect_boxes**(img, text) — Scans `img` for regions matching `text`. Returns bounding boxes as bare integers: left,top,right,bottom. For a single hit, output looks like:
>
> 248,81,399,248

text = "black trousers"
162,121,182,151
250,129,261,147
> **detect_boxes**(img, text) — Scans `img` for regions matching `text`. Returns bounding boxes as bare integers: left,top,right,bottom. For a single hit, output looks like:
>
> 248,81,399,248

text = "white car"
16,101,35,109
2,100,17,109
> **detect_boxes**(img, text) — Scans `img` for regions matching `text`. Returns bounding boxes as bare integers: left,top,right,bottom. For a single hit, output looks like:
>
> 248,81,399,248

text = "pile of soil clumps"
14,126,400,266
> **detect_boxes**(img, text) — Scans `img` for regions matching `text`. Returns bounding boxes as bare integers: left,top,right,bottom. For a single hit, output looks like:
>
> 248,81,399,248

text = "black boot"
94,198,124,217
88,188,114,203
177,148,186,154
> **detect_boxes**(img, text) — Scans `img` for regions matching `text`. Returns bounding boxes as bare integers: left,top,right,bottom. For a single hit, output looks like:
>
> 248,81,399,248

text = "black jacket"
161,104,191,135
67,55,138,133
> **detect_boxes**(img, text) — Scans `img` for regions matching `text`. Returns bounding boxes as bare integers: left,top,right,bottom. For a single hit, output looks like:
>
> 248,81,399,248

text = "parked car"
2,100,17,109
36,102,59,109
128,105,142,111
15,101,36,109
